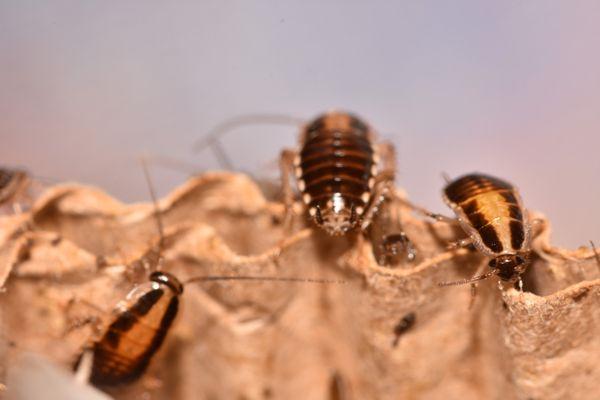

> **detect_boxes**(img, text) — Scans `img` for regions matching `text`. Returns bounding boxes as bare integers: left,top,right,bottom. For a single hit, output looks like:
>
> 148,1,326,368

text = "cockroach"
435,173,532,289
391,312,415,347
73,160,340,387
280,111,416,262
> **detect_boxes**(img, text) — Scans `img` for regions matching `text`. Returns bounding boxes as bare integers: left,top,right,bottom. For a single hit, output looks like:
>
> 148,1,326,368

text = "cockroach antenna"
192,113,305,170
184,275,345,285
438,270,498,287
140,156,165,249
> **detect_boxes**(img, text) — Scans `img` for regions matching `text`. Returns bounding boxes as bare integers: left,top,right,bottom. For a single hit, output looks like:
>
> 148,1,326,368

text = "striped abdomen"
296,112,376,235
76,272,182,386
443,173,528,255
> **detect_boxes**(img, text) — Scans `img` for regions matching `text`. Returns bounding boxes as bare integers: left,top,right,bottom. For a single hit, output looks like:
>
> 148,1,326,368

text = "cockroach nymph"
73,270,182,386
280,111,416,262
73,160,339,387
435,173,532,289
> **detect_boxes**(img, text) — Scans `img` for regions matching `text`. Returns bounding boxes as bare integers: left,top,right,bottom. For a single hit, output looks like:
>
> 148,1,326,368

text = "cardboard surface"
0,173,598,399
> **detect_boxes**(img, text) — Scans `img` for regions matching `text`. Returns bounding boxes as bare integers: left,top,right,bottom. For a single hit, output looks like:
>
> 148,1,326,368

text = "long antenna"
184,275,345,285
438,270,497,287
140,157,165,249
192,114,305,169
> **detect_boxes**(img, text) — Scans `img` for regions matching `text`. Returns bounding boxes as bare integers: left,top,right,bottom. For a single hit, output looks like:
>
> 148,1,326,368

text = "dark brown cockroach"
436,173,532,288
391,312,416,347
73,160,340,387
280,111,415,262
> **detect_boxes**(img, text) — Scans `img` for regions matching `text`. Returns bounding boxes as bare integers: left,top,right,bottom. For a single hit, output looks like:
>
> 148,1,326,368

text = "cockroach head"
150,271,184,295
489,254,527,281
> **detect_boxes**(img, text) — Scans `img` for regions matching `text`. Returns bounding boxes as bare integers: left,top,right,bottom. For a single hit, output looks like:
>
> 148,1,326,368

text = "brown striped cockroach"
73,159,341,387
422,173,533,290
279,111,416,263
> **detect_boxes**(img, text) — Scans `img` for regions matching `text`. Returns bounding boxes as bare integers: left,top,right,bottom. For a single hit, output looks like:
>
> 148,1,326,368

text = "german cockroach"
73,160,340,387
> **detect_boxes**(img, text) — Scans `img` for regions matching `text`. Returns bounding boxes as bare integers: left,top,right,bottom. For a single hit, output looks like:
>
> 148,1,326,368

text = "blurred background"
0,1,598,248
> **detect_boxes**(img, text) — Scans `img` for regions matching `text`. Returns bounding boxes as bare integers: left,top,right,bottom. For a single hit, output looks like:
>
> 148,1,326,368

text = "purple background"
1,2,599,247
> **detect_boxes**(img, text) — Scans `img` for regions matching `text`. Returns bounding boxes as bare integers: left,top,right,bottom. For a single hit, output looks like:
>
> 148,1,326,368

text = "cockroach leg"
447,237,474,250
395,197,457,224
63,297,107,337
360,179,392,231
376,141,397,175
466,261,489,309
279,149,297,230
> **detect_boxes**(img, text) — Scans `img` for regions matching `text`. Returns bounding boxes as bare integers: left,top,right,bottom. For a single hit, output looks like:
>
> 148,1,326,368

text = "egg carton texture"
0,172,598,400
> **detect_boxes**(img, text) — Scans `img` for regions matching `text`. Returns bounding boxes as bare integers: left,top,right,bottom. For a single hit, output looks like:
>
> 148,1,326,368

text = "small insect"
73,160,339,387
0,167,31,212
391,312,415,347
280,111,415,262
437,173,532,288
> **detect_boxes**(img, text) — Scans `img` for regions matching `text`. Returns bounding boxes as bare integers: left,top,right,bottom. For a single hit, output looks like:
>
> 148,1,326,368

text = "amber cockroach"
435,173,532,288
73,159,341,387
391,312,415,347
